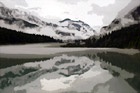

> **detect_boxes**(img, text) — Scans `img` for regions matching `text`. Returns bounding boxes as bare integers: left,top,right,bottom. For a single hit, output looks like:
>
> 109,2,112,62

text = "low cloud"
57,0,88,5
88,0,131,25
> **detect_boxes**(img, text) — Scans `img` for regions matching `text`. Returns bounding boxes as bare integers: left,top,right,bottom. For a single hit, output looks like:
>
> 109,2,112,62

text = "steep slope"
0,3,96,40
0,3,55,30
83,4,140,49
117,0,140,18
100,5,140,34
58,18,96,39
86,23,140,48
59,18,95,33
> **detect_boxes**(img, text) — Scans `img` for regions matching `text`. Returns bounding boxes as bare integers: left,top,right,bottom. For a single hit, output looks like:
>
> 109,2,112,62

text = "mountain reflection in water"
0,51,140,93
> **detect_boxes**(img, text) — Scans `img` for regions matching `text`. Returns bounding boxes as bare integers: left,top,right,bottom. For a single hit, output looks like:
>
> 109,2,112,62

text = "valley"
0,1,140,93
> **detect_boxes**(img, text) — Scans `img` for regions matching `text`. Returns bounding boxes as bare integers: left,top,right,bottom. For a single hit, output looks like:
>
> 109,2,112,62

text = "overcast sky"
0,0,139,28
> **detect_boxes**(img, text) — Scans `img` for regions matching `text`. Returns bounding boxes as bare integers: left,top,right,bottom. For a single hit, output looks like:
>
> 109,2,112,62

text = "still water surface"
0,50,140,93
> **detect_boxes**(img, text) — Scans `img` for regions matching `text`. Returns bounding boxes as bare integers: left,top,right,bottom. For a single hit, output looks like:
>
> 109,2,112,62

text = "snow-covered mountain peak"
0,2,96,40
59,18,96,35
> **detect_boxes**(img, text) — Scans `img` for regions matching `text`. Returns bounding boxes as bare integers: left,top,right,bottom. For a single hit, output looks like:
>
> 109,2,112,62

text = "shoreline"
0,43,140,59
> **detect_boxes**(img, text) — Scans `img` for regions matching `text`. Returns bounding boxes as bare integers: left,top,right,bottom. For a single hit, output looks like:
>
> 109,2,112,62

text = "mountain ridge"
100,5,140,34
0,2,96,40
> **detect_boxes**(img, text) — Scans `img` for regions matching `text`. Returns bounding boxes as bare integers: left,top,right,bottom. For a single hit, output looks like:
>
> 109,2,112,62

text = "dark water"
0,51,140,93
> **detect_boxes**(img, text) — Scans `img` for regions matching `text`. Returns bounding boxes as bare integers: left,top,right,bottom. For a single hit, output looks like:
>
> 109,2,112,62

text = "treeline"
0,27,60,45
86,23,140,49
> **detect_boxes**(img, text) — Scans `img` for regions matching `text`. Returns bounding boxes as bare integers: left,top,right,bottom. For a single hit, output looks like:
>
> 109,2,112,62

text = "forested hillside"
0,27,58,45
86,23,140,49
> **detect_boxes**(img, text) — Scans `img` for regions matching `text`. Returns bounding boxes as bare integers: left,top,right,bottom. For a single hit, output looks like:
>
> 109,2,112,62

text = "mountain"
55,18,96,40
86,23,140,48
86,5,140,48
0,3,56,30
59,18,95,33
65,5,140,48
100,5,140,34
117,0,140,18
0,3,96,40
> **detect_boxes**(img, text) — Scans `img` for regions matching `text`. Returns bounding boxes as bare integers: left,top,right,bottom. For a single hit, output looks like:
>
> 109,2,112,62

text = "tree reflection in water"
0,51,140,93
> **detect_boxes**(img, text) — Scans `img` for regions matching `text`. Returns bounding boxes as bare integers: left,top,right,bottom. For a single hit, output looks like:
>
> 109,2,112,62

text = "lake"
0,44,140,93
